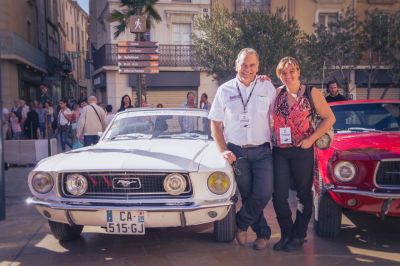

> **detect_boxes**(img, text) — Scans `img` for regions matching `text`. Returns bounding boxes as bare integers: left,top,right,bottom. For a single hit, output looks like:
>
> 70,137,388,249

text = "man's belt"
230,142,270,149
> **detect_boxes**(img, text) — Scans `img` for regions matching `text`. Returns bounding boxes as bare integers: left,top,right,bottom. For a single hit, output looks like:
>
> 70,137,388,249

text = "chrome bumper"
330,188,400,199
26,197,234,211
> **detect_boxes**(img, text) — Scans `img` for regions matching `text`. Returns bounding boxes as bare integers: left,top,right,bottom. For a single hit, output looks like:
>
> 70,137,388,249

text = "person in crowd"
105,104,114,126
271,56,335,252
179,92,197,132
19,99,29,134
118,95,134,112
9,111,22,140
325,81,347,102
208,48,276,250
58,99,72,152
34,101,46,139
79,99,88,112
76,96,107,146
44,101,54,138
24,104,39,139
2,107,10,139
39,85,50,104
70,103,81,135
200,93,211,110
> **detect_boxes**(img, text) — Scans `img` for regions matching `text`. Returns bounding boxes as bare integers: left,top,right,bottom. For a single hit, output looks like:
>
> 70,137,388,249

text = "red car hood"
333,132,400,160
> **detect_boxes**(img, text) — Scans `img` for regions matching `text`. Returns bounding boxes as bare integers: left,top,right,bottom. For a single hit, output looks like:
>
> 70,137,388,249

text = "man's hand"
258,74,271,82
221,150,237,164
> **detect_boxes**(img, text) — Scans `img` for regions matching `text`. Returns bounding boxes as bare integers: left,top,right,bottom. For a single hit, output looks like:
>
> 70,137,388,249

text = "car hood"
35,139,217,172
333,132,400,160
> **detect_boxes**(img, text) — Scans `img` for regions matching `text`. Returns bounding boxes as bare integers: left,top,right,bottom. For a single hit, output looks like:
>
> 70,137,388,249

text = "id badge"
279,127,292,144
239,112,250,128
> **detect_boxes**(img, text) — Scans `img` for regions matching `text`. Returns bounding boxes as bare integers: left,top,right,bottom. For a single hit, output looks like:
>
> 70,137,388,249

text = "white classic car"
27,108,237,242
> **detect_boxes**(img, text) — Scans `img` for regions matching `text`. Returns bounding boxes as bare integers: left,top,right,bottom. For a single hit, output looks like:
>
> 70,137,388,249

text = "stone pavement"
1,167,400,266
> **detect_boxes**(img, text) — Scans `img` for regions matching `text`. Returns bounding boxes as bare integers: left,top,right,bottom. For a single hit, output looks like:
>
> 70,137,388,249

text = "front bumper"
27,197,235,227
327,188,400,217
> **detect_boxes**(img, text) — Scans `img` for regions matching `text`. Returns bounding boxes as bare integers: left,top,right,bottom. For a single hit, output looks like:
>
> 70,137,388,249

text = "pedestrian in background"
325,81,347,102
58,99,72,152
272,56,335,252
76,96,107,146
9,111,22,140
200,93,211,110
34,101,46,139
24,104,39,139
118,95,134,112
2,107,10,139
105,104,114,126
208,48,276,250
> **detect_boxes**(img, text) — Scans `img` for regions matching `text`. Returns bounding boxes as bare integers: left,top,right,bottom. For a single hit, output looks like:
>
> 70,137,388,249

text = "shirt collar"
235,75,257,90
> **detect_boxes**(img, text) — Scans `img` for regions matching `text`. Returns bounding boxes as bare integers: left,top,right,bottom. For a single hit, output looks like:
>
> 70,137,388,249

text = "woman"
118,95,134,112
200,93,211,110
272,57,335,252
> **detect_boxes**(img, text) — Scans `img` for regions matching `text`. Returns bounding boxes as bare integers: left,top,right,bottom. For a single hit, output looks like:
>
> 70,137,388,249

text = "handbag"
305,86,334,150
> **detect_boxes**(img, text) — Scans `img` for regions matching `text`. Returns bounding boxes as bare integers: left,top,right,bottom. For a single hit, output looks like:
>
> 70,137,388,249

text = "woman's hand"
296,137,314,149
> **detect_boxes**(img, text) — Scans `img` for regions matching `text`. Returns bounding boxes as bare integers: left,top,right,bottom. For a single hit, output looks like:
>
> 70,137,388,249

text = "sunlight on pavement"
348,246,400,263
34,234,69,253
0,262,21,266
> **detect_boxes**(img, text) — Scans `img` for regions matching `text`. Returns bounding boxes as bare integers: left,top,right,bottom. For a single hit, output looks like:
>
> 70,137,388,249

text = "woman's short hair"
276,56,301,78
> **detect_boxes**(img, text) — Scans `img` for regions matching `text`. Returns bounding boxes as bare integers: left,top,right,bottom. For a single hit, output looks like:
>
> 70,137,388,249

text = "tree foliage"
300,7,363,96
108,0,161,39
193,6,301,84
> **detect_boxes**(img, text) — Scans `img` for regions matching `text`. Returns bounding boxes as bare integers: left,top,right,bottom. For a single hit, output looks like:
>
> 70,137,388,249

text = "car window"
332,103,400,132
103,113,211,140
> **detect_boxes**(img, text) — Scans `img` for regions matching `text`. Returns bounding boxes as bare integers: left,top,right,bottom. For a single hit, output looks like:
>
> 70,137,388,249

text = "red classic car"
313,100,400,237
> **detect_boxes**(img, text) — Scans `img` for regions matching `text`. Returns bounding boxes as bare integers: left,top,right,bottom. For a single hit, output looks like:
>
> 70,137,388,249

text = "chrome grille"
60,172,192,198
375,161,400,187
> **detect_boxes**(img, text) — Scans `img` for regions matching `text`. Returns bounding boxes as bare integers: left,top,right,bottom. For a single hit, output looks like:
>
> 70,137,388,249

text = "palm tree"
109,0,162,106
108,0,161,40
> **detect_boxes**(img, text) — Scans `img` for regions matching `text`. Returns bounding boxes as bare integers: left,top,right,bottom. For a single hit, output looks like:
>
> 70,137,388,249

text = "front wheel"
314,191,342,237
48,220,83,241
214,204,236,242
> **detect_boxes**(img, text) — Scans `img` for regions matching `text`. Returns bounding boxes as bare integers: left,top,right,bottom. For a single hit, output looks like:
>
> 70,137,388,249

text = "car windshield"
331,103,400,133
103,109,211,141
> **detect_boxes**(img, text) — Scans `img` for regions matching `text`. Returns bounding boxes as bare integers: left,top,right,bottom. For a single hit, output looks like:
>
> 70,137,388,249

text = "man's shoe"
273,237,290,251
253,237,268,250
235,229,247,245
283,238,305,252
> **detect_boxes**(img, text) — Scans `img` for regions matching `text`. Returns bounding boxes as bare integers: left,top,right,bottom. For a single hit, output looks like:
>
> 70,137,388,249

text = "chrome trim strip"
27,197,234,211
330,188,400,199
374,159,400,189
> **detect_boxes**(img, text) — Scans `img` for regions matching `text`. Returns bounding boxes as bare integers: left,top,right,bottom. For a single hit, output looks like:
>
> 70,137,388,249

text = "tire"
48,220,83,241
214,204,236,242
314,191,342,238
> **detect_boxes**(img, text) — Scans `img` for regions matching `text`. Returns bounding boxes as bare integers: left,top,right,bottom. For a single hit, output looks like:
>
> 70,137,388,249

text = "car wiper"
108,133,151,140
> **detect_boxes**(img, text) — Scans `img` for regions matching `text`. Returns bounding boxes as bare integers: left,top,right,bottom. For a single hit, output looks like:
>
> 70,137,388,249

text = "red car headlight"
333,161,356,182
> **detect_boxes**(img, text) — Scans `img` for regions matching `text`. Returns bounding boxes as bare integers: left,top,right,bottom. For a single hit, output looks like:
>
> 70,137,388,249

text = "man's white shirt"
208,77,276,146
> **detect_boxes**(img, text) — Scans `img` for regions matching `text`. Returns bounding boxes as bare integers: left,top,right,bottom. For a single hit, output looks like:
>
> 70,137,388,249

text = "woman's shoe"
283,238,305,252
273,237,290,251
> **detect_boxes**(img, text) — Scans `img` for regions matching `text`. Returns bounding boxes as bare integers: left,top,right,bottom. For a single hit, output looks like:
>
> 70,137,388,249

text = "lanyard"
236,79,258,112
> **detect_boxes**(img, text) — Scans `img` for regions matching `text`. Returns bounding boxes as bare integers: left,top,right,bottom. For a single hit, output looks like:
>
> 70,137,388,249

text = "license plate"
105,210,145,235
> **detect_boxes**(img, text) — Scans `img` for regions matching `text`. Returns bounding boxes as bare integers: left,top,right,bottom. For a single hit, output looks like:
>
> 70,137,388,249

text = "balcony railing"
92,44,198,71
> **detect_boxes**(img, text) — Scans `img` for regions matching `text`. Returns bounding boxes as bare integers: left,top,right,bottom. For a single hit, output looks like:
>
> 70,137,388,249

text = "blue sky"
76,0,89,14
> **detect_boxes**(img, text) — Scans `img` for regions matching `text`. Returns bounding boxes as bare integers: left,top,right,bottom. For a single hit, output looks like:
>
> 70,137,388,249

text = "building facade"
214,0,400,99
90,0,218,109
0,0,90,109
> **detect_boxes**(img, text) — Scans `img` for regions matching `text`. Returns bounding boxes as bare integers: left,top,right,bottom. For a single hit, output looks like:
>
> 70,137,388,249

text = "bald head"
88,96,97,104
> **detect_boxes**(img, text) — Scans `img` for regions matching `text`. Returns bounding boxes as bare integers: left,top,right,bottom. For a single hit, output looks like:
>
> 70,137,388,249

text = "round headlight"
207,172,231,195
334,161,356,182
66,174,88,196
32,172,54,194
163,173,187,195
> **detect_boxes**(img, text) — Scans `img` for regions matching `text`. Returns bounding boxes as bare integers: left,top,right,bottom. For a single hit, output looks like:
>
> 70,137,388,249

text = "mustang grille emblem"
113,178,142,189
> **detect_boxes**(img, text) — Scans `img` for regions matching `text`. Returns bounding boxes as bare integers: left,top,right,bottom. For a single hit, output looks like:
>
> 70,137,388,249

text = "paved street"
1,167,399,266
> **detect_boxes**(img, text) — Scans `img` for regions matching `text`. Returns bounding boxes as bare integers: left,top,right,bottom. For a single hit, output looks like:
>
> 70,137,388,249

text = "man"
179,92,197,132
208,48,275,250
325,81,346,102
58,99,72,151
76,96,107,146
